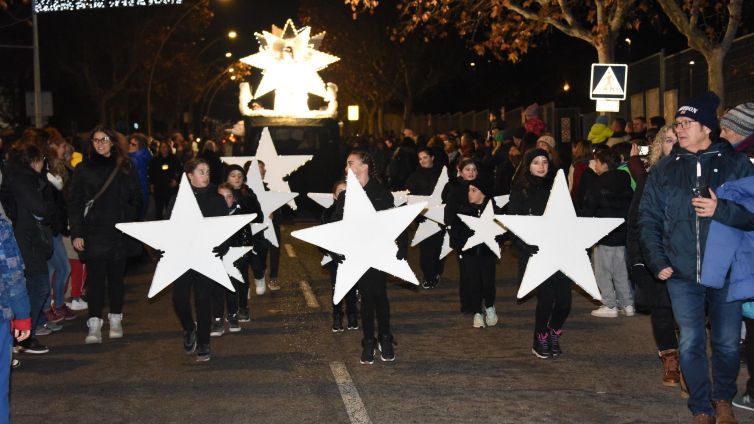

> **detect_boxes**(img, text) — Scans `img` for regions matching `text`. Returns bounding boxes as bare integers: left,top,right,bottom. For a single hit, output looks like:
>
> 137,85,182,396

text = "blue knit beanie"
675,91,720,131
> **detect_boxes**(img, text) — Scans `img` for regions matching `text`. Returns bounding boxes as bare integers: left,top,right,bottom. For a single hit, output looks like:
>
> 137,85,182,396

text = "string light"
35,0,184,13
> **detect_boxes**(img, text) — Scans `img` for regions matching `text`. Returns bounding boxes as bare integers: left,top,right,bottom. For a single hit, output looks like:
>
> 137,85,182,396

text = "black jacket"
1,162,56,275
228,185,264,247
405,166,441,196
508,174,552,260
68,153,142,260
639,141,754,283
580,169,633,246
148,153,182,196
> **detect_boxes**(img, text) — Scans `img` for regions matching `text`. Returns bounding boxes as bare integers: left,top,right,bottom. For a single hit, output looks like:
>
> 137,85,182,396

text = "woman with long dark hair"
68,126,142,344
332,149,402,364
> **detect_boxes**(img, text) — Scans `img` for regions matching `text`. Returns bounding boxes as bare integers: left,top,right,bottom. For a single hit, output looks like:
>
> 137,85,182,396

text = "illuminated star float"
246,158,298,247
407,166,452,259
292,170,427,304
115,175,257,298
239,19,340,118
495,170,623,300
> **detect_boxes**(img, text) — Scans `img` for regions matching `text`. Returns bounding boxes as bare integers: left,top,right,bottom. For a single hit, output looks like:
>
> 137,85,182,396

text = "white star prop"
246,158,298,247
407,167,449,246
251,223,267,236
494,195,510,209
223,246,253,282
457,202,506,258
291,170,427,304
495,170,624,300
307,192,335,209
393,190,409,207
440,232,452,259
115,175,257,298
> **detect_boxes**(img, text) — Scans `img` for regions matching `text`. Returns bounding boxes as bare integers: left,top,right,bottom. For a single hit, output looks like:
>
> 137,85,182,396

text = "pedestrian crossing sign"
590,64,628,101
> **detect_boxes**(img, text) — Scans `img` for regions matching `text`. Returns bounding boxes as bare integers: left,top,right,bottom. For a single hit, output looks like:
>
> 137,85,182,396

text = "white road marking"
299,280,320,308
329,362,372,424
284,243,297,257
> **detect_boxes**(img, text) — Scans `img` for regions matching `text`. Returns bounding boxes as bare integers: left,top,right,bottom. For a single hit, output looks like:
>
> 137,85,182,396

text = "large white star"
407,166,449,246
291,170,426,304
221,128,311,210
457,201,506,258
246,158,298,247
495,170,623,300
115,175,257,298
307,192,335,209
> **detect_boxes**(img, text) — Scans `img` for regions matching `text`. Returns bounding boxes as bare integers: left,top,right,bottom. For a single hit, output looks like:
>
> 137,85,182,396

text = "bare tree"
656,0,742,108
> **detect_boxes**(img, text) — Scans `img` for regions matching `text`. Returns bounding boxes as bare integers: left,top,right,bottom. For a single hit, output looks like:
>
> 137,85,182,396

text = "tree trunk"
704,48,726,111
595,37,616,64
402,98,412,131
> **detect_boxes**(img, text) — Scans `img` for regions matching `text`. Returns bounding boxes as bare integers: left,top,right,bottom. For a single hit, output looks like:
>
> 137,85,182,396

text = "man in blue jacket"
639,91,754,424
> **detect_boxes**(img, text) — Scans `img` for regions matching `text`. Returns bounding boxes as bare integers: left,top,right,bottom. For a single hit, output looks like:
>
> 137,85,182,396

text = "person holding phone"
639,92,754,423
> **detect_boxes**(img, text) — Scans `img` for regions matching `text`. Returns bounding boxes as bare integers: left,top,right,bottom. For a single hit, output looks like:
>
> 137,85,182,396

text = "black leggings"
255,223,281,279
358,268,391,341
534,273,572,335
419,230,445,283
461,254,496,314
172,271,213,345
85,257,126,319
328,263,358,317
651,306,678,351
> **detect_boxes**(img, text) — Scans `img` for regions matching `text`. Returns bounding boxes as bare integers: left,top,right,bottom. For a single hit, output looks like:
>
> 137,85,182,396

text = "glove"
396,246,408,261
524,244,539,257
494,234,507,244
330,252,345,264
155,249,165,259
416,215,427,223
212,244,229,258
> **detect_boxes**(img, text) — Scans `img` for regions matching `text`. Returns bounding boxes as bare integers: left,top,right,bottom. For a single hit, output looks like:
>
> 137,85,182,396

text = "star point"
457,201,506,258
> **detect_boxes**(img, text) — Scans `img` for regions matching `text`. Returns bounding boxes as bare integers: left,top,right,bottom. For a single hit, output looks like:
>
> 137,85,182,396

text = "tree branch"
504,0,593,43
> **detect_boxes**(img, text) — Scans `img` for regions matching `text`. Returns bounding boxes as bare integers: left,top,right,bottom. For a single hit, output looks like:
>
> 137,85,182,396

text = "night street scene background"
2,0,754,423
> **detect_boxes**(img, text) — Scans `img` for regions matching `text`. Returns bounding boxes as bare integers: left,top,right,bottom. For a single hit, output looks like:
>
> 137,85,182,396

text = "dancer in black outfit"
508,149,572,359
331,150,405,364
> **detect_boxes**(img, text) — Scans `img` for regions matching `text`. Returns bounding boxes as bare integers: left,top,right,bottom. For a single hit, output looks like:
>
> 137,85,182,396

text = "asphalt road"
9,223,751,423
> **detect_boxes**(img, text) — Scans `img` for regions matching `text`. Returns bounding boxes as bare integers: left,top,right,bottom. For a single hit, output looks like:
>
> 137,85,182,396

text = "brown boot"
691,412,715,423
713,400,738,424
659,349,681,387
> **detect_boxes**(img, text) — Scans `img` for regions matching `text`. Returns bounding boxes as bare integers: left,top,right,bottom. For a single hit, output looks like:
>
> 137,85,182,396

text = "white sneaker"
67,298,88,311
591,306,619,318
255,278,266,295
622,305,636,317
85,317,103,344
108,313,123,338
473,313,486,328
484,306,498,327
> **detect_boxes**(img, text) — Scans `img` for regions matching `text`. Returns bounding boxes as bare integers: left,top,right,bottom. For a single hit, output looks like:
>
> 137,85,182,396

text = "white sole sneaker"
255,279,266,295
473,313,486,328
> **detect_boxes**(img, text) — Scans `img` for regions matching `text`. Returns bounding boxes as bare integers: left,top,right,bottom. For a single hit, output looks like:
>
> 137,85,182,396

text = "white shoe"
484,306,498,327
255,278,266,295
108,313,123,338
67,298,88,311
473,313,486,328
622,305,636,317
591,306,619,318
85,317,103,344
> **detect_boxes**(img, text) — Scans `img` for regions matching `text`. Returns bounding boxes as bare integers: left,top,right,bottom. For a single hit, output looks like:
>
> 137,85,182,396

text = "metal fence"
400,33,754,141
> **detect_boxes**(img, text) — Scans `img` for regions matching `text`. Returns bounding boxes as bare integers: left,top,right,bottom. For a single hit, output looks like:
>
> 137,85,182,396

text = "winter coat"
405,166,441,196
387,141,418,191
732,133,754,159
0,217,31,322
628,175,672,308
68,153,142,260
47,171,68,236
228,185,264,247
508,173,553,281
701,176,754,300
149,153,182,196
0,162,56,276
581,169,633,246
571,161,596,211
588,123,613,144
199,150,224,186
639,141,754,283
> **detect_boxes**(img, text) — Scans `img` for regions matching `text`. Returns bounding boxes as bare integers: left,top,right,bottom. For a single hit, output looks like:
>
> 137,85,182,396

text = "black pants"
250,241,266,279
461,254,496,314
328,263,357,317
458,256,473,314
211,276,246,319
172,270,213,345
358,268,390,341
534,273,572,335
255,223,281,279
232,255,250,309
419,231,445,283
744,318,754,396
651,306,678,351
153,192,172,221
85,257,126,319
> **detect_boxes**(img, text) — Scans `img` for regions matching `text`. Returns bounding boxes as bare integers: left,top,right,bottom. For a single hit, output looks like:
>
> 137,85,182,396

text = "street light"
228,30,237,39
225,52,232,58
563,82,570,92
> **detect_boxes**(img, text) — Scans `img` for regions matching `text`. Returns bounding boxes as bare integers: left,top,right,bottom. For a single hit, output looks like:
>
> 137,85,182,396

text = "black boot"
332,312,344,332
378,334,396,362
346,314,359,330
360,337,376,365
